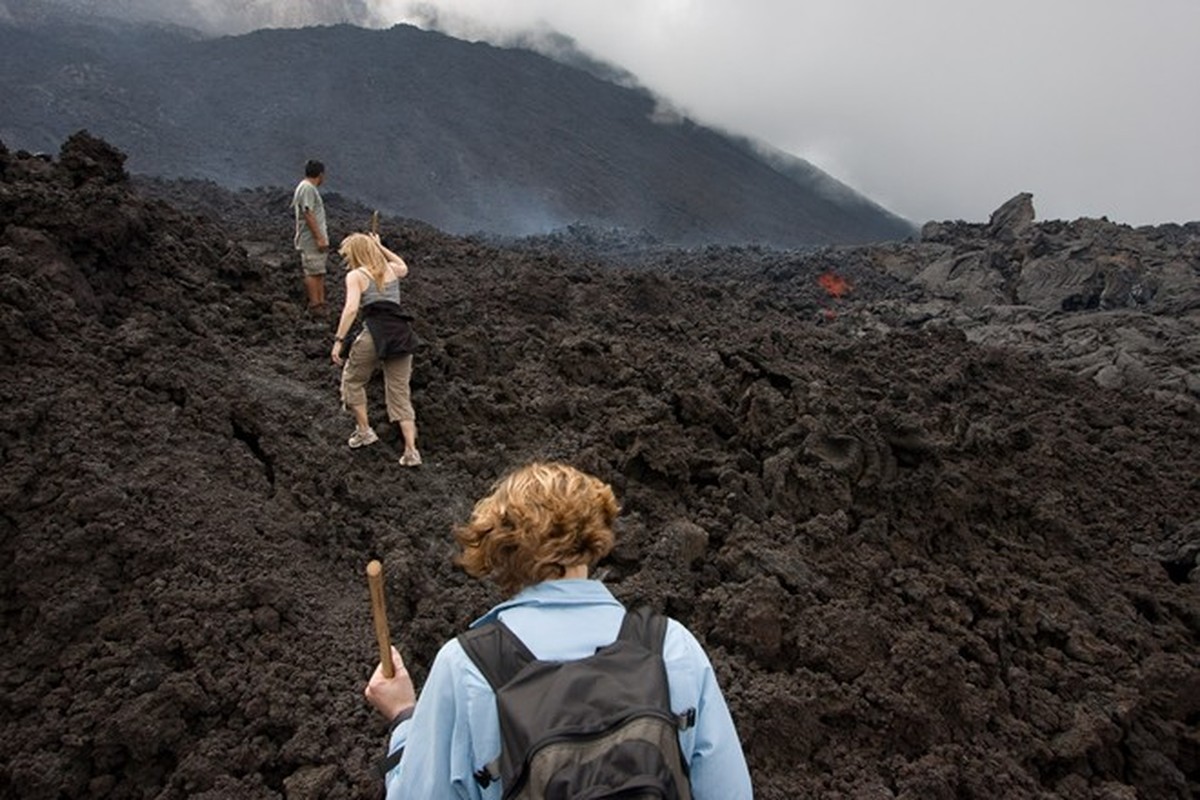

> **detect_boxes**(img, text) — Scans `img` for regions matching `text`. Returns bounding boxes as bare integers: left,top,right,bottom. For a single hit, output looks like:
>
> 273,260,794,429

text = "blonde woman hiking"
330,232,421,466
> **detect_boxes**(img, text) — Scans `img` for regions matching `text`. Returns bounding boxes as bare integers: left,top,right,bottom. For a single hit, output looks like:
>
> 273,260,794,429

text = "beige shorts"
340,331,416,422
299,248,328,276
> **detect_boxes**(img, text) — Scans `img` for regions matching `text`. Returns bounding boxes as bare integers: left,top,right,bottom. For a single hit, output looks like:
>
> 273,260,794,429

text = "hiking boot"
399,450,422,467
348,427,379,448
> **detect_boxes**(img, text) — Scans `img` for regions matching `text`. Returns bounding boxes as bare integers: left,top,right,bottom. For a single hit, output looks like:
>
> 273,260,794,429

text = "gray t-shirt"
292,179,326,250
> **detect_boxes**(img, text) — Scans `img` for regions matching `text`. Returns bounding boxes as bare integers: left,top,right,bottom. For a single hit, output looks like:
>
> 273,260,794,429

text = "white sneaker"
348,427,379,448
399,450,422,467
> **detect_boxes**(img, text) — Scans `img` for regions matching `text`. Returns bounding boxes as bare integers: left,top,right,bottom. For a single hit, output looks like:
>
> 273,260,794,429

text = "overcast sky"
83,0,1200,226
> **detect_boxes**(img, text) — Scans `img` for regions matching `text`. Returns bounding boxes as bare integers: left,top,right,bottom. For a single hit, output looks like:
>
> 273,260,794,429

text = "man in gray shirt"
292,159,329,314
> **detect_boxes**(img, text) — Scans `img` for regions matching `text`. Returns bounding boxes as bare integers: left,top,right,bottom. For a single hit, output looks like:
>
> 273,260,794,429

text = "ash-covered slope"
1,135,1197,800
0,2,913,247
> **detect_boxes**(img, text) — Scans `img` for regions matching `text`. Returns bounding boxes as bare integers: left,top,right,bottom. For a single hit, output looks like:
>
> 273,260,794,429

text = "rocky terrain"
1,133,1198,799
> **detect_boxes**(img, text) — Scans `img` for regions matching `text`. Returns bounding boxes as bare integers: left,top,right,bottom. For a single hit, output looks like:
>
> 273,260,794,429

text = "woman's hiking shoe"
348,428,379,448
399,450,422,467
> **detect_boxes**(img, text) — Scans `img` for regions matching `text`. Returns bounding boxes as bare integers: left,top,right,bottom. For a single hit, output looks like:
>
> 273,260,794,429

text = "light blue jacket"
385,579,753,798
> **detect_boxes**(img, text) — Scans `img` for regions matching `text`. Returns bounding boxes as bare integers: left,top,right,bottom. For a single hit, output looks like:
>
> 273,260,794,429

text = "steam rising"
48,0,387,34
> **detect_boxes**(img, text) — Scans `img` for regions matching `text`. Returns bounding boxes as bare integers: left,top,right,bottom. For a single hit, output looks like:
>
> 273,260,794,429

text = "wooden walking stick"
366,560,395,678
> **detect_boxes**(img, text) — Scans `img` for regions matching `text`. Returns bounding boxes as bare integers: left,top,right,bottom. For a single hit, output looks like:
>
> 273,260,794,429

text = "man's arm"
303,208,328,251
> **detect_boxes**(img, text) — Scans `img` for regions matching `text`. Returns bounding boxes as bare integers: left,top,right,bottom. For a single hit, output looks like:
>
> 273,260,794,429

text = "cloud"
79,0,385,34
371,0,1200,225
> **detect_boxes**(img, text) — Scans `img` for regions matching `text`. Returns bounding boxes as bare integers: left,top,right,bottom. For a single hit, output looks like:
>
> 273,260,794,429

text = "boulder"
988,192,1036,239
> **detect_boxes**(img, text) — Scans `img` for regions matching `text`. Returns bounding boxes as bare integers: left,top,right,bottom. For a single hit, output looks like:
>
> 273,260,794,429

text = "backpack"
458,606,696,800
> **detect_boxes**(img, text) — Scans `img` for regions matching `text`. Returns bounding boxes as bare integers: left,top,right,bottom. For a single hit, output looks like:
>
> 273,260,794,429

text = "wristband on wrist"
388,705,415,732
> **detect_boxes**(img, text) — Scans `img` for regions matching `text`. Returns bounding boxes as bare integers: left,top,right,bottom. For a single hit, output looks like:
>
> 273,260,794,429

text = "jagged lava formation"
1,133,1197,799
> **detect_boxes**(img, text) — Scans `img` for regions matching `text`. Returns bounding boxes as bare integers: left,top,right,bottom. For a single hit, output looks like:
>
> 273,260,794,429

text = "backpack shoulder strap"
457,619,538,690
616,605,669,654
618,606,697,731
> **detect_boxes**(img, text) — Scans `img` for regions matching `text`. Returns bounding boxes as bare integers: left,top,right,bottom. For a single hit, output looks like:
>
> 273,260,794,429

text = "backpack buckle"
474,760,501,788
678,707,696,730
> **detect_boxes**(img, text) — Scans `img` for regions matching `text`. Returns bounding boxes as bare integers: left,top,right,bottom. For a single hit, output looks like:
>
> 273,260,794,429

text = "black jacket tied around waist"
361,300,419,359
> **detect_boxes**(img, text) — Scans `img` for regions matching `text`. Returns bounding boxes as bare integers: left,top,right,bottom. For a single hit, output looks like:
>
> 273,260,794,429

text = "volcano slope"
1,134,1198,800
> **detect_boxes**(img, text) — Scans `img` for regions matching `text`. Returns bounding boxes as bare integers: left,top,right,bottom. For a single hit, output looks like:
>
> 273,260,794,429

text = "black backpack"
458,606,696,800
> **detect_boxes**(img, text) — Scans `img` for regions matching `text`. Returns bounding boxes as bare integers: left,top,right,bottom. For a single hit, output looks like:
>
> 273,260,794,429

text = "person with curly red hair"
362,461,752,798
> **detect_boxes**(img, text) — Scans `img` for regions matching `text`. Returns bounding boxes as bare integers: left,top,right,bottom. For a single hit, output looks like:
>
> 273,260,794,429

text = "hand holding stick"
363,560,416,721
367,560,395,678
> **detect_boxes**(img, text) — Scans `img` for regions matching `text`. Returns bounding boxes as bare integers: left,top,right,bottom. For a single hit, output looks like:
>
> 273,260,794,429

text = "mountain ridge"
0,8,915,246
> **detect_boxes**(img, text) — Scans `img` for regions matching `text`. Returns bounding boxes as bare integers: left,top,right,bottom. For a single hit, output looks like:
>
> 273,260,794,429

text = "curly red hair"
454,462,618,597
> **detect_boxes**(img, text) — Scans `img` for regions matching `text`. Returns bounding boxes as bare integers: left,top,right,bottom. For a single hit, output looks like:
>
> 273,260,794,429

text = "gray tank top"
359,269,401,306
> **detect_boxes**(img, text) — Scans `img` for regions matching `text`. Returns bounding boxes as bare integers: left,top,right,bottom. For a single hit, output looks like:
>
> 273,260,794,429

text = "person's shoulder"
662,616,697,641
661,616,711,662
429,632,489,685
434,635,467,660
